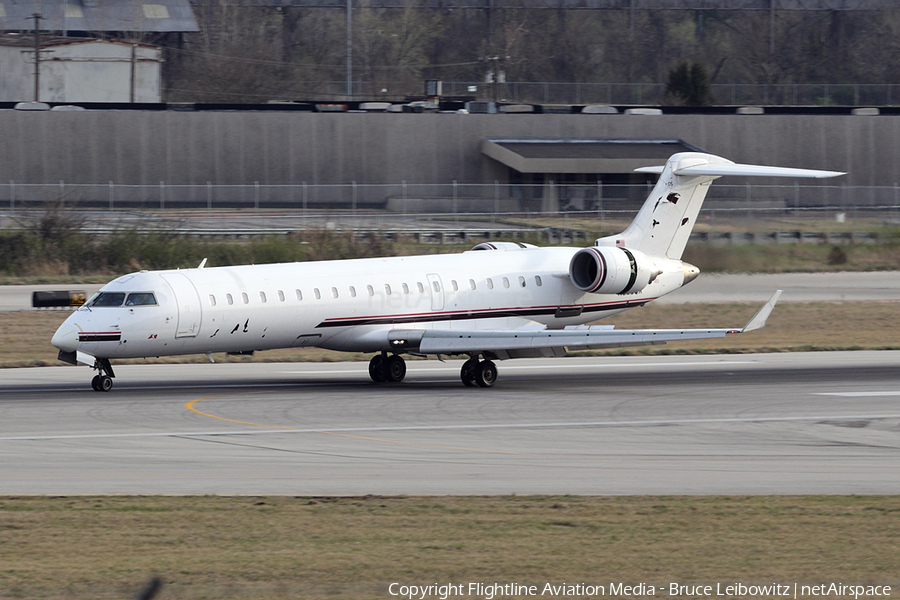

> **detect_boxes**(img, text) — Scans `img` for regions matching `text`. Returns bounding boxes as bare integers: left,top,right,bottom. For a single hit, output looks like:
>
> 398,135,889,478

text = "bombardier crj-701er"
52,152,843,391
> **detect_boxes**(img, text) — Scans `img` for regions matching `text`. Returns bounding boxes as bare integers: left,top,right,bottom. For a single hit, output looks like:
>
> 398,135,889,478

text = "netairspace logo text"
388,582,893,600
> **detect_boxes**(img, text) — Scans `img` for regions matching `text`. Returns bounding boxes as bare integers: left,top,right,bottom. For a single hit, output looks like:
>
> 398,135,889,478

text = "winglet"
741,290,782,333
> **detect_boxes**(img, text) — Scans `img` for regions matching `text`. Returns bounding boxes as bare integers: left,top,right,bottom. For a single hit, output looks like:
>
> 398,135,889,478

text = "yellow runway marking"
185,393,297,430
185,394,534,456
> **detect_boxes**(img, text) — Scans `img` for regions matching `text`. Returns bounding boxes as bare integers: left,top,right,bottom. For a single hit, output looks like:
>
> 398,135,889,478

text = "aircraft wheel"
385,355,406,383
475,360,497,388
91,375,101,392
460,358,478,387
368,355,386,383
98,375,113,392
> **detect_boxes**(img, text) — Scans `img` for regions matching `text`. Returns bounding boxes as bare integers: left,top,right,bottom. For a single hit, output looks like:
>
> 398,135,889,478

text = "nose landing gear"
89,358,116,392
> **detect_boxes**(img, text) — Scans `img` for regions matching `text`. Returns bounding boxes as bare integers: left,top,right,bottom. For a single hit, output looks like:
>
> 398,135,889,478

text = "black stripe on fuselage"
78,334,122,342
314,299,652,328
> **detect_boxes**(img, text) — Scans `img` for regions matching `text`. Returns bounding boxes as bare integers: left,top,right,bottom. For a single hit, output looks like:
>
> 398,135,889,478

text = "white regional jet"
52,152,843,391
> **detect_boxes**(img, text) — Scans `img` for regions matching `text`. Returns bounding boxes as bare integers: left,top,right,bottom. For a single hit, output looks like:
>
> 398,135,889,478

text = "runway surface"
3,271,898,311
1,352,898,495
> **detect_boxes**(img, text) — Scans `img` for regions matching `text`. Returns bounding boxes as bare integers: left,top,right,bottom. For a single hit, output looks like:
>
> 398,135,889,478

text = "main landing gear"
90,357,116,392
368,352,407,383
459,355,497,388
368,352,498,388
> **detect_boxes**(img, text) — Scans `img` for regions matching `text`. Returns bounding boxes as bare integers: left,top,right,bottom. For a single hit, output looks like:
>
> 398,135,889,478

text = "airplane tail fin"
595,152,844,260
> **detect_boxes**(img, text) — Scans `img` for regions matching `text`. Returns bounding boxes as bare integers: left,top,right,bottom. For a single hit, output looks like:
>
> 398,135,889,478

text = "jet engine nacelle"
568,246,658,295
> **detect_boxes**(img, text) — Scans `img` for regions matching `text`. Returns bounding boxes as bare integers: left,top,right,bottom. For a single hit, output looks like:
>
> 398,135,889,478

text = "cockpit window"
125,292,157,306
90,292,126,307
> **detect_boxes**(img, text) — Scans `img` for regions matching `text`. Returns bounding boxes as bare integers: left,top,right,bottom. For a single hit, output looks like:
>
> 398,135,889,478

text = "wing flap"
418,326,737,354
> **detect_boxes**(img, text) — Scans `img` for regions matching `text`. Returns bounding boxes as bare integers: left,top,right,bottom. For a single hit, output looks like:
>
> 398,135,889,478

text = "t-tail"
595,152,845,260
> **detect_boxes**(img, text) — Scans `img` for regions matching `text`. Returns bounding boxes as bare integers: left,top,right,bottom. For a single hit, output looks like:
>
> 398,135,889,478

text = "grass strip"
1,495,898,599
6,301,900,369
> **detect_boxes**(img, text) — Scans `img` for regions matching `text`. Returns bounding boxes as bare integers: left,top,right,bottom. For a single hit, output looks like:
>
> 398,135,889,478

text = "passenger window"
486,278,494,290
277,290,285,302
469,279,476,290
332,287,339,298
535,276,542,287
417,282,424,293
402,283,409,294
451,280,458,292
91,292,126,307
519,276,526,287
227,293,234,305
367,285,374,297
432,281,440,292
208,294,216,306
349,286,357,298
241,292,249,304
125,292,157,306
259,291,267,303
502,277,510,289
295,289,303,301
314,288,321,300
384,284,392,295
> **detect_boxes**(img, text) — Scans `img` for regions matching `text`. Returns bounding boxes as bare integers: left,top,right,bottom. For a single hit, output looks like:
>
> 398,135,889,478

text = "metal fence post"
254,181,260,213
494,180,500,218
9,181,14,210
794,181,800,217
597,180,604,232
159,181,165,210
402,180,407,217
60,180,65,205
109,181,114,211
207,181,212,214
452,180,458,227
894,182,898,218
302,181,308,220
352,180,357,219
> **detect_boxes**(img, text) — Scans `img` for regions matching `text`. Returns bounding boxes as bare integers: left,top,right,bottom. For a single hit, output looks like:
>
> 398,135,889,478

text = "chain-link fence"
2,181,899,217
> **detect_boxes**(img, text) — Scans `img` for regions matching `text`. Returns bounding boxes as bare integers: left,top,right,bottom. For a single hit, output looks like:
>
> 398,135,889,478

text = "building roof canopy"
482,138,705,174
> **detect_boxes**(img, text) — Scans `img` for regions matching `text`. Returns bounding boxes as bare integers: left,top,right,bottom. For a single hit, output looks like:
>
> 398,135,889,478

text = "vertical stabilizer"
595,153,845,260
597,153,726,259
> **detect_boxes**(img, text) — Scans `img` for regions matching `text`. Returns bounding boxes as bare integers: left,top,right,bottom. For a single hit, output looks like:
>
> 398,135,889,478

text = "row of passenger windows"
206,275,543,307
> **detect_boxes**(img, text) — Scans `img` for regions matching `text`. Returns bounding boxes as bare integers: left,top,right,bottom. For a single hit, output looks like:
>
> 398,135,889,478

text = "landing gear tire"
368,355,386,382
90,357,116,392
385,355,407,383
475,360,497,388
460,357,478,387
98,375,113,392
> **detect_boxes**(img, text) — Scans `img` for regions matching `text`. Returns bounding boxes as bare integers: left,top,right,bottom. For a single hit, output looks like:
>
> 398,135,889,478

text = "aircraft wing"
393,291,782,359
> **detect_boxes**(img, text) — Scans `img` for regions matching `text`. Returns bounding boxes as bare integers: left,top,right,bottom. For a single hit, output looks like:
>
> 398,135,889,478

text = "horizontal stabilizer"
636,163,844,179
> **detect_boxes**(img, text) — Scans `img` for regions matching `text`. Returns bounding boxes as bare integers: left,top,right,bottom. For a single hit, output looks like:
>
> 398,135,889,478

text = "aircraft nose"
51,324,79,352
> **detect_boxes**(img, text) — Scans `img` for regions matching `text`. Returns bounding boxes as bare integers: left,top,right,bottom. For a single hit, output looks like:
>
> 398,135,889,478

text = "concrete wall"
0,111,895,207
